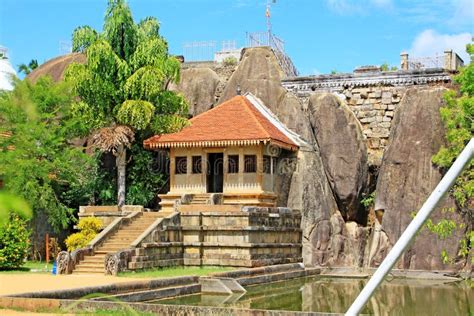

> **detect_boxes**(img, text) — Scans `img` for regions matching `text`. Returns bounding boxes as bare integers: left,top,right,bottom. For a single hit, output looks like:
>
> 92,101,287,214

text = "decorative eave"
144,138,298,151
282,68,452,96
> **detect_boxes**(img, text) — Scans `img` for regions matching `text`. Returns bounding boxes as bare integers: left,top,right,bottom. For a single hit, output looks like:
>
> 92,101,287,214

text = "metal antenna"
266,0,276,45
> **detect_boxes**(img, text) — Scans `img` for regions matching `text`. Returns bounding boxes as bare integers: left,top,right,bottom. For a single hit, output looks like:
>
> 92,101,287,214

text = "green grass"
0,260,51,274
118,266,233,278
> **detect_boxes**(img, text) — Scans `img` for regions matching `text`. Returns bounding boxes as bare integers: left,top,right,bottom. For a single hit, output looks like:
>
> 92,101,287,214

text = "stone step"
237,268,320,287
94,250,117,255
80,258,105,264
76,262,104,268
101,242,131,246
92,284,201,302
105,239,134,244
96,247,130,252
74,267,105,273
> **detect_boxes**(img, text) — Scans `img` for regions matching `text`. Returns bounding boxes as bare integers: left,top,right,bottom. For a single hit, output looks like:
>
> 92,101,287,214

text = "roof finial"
236,84,242,95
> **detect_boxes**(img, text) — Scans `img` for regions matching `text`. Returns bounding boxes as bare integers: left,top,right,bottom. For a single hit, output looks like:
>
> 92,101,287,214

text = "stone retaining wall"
282,68,452,164
180,207,302,267
113,207,303,270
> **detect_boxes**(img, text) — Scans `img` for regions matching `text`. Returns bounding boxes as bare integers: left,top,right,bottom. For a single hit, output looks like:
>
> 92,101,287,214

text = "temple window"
228,155,239,173
175,156,187,174
192,156,202,174
244,155,257,173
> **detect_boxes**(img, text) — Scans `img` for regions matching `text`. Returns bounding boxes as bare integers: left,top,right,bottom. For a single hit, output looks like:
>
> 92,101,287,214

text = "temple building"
144,93,305,211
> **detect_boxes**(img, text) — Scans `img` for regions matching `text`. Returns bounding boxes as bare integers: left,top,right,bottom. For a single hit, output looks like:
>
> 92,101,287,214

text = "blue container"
52,261,57,275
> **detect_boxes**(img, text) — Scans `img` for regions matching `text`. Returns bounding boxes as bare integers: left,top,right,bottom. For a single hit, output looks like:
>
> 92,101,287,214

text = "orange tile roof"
144,95,298,150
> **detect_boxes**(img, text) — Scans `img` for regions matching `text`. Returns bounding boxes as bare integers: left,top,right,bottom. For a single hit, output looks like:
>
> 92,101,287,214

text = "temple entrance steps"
74,212,169,274
189,194,210,205
157,192,277,212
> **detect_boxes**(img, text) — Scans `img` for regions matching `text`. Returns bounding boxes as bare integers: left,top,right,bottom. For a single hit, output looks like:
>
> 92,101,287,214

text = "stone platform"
71,205,302,274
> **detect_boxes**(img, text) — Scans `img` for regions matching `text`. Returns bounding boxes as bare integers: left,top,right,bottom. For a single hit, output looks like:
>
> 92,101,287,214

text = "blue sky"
0,0,472,76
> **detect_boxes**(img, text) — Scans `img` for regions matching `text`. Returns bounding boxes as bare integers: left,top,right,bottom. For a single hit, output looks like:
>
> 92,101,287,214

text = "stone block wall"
180,208,302,267
124,207,302,270
343,86,404,163
282,68,452,165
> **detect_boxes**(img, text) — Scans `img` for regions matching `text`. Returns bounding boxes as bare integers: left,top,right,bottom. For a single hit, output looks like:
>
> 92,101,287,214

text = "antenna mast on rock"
266,0,276,44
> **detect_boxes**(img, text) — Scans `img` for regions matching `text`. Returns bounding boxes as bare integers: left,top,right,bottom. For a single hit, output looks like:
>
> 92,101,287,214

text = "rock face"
287,148,339,266
373,87,467,270
27,53,86,83
219,47,286,114
288,148,370,267
308,93,368,222
175,68,221,116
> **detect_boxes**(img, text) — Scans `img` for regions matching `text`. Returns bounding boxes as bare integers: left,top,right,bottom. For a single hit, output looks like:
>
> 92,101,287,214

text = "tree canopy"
66,0,188,207
0,77,95,232
431,42,473,264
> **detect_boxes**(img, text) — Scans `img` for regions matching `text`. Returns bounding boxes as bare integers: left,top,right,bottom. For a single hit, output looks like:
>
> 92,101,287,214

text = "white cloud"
408,29,472,63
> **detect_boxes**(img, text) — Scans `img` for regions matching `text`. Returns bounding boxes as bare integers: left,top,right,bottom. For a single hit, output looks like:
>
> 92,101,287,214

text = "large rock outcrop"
287,147,369,267
219,47,286,114
175,67,221,116
27,53,86,83
308,93,368,222
372,87,468,270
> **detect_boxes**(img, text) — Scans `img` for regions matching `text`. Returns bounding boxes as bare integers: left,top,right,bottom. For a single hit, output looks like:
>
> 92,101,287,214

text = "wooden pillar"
257,144,264,191
170,149,175,189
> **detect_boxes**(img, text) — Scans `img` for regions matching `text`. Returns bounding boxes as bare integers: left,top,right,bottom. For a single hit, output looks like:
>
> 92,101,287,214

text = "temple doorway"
207,153,223,193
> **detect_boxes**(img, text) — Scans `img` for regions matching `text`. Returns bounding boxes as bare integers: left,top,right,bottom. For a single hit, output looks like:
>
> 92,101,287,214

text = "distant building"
0,46,17,91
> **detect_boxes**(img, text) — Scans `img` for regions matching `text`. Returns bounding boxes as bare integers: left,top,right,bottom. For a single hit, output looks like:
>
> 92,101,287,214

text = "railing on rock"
408,55,445,70
246,31,299,78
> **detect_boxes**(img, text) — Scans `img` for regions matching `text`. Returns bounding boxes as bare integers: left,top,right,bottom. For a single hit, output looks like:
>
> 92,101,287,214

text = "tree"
0,77,95,232
431,42,473,264
18,59,39,75
66,0,188,207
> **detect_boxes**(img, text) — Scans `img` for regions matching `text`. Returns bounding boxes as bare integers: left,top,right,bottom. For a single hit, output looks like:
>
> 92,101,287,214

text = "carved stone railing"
56,247,92,274
132,212,180,246
105,249,134,276
209,193,223,205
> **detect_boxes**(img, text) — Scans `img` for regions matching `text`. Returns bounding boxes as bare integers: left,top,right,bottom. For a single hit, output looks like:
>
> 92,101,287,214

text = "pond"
152,276,473,315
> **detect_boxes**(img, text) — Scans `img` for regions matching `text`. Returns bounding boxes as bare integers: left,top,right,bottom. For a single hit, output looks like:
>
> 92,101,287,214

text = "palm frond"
90,125,134,154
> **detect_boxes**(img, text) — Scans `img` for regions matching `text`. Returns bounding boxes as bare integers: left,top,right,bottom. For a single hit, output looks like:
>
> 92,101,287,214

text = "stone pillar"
400,52,409,71
444,50,453,71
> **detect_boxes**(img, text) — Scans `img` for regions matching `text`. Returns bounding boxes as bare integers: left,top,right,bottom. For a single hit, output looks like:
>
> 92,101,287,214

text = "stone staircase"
189,194,210,205
74,212,168,274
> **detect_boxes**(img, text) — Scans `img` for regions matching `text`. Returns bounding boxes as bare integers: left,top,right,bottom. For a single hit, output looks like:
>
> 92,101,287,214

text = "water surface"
153,276,473,315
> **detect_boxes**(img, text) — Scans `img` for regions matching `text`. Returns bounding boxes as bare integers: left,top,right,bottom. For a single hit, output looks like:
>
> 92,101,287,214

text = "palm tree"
18,59,39,75
89,125,134,206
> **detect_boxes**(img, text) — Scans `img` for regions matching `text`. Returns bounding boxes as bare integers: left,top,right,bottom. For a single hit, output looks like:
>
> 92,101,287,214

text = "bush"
0,213,30,269
65,217,102,252
223,56,237,66
77,217,102,234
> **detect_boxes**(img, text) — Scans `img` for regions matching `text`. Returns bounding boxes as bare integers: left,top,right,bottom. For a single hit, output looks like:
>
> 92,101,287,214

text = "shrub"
223,56,237,66
65,217,102,252
0,213,30,269
77,217,102,235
